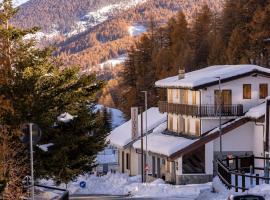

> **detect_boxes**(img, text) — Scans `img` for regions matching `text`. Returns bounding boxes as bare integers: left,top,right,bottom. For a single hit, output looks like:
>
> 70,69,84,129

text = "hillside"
12,0,224,72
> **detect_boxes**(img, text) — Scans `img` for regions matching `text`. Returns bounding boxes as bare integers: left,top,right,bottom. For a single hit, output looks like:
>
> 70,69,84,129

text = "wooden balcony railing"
158,101,244,117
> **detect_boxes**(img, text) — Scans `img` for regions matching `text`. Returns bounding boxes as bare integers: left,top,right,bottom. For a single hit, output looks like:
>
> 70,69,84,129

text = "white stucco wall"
201,75,270,113
205,142,214,174
201,118,229,134
213,122,254,152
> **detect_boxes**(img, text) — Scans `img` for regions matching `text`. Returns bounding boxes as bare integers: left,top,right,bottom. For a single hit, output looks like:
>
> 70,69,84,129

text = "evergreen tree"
0,0,107,192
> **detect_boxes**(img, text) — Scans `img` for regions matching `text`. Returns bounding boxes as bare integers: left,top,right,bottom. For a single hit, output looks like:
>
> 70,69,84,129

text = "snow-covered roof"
107,107,167,148
245,103,266,119
133,122,196,157
155,65,270,89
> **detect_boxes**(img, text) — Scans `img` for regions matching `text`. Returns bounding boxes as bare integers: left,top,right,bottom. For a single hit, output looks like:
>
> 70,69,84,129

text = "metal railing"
217,156,270,192
158,101,244,117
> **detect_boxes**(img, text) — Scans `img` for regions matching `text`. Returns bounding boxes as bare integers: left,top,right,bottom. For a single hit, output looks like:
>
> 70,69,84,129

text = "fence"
217,155,270,192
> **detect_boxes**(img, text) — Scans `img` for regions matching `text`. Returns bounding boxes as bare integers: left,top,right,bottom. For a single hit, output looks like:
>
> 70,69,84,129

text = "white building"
108,64,270,184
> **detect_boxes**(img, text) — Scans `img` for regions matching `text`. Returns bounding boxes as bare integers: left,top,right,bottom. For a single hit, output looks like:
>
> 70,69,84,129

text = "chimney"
178,68,185,80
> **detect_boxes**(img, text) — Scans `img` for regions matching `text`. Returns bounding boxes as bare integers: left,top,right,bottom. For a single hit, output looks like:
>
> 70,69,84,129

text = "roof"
245,103,266,119
133,102,266,159
107,107,167,148
168,117,251,160
133,122,196,157
155,65,270,89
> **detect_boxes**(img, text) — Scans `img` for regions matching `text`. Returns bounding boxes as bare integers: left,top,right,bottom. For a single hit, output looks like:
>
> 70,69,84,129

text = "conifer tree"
0,0,107,192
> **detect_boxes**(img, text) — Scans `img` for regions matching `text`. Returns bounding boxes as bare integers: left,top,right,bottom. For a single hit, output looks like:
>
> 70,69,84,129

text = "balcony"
158,101,244,117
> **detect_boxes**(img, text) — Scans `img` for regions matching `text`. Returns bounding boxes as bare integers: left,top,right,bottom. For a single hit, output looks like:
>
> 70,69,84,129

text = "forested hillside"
113,0,270,117
12,0,224,71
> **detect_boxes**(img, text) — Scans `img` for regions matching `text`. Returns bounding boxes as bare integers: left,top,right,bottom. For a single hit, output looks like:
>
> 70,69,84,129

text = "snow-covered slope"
128,24,147,37
68,0,147,37
99,54,127,69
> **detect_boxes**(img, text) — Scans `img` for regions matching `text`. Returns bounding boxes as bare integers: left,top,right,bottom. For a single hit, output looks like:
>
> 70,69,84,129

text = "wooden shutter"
195,120,200,136
260,84,268,99
183,90,188,104
222,90,232,105
168,89,173,103
243,84,251,99
192,91,197,105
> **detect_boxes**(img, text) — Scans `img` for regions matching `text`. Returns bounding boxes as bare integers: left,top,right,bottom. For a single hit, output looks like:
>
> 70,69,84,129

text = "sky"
13,0,29,6
0,0,29,7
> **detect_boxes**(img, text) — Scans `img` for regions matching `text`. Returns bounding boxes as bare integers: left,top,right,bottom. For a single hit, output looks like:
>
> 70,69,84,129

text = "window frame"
259,83,268,99
243,84,252,99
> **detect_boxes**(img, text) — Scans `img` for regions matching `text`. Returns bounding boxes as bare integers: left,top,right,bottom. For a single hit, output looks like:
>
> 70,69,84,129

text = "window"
260,84,268,99
192,91,197,105
183,145,205,174
126,153,130,170
152,156,156,176
168,89,173,103
122,151,125,173
243,84,251,99
195,120,200,136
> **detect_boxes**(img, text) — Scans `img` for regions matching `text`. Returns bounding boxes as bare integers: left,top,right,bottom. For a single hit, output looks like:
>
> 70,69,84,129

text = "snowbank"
155,65,270,89
40,173,212,198
107,107,167,148
133,122,196,156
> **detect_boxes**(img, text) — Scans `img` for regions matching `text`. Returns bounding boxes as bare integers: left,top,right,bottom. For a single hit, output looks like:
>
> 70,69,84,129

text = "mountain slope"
12,0,224,74
12,0,146,34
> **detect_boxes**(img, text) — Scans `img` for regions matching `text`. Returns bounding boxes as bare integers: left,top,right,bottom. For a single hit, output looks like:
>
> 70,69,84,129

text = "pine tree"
0,0,107,192
190,4,213,70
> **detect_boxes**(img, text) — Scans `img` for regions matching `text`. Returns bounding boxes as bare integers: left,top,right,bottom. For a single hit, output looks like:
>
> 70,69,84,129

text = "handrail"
217,156,270,192
158,101,244,117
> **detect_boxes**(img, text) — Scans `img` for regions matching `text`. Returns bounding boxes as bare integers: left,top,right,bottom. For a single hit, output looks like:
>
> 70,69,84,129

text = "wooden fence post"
250,165,253,186
256,174,260,185
235,156,238,171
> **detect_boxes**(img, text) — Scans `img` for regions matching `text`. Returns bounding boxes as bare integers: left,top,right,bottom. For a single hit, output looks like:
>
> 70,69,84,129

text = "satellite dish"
20,123,42,145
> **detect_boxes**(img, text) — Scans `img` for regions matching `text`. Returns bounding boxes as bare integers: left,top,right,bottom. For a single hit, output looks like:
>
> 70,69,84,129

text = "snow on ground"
23,30,60,41
40,173,211,198
68,0,147,37
133,122,196,156
99,54,127,69
128,24,147,37
197,176,270,200
107,107,167,148
155,65,270,89
95,105,126,129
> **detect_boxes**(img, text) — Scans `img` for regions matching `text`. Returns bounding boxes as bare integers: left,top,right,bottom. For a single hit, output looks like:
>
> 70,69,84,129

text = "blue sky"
13,0,29,6
0,0,29,6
